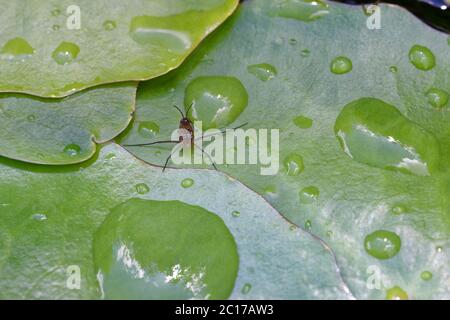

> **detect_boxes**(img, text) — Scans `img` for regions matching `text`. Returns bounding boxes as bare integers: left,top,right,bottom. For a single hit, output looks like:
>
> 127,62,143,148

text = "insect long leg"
193,142,217,171
162,143,184,172
122,140,179,147
198,122,249,141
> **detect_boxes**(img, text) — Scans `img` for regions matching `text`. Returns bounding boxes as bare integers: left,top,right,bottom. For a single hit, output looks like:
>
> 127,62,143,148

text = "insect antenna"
173,105,185,118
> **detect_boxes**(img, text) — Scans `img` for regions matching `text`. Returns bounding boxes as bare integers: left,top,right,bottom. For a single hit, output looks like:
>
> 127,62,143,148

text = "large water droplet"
0,38,35,60
181,178,194,188
93,198,238,299
63,144,81,157
138,121,160,138
409,45,436,71
330,56,352,74
299,186,319,204
52,42,80,65
247,63,277,81
334,98,440,176
386,286,408,300
293,115,313,129
364,230,401,260
184,76,248,130
270,0,330,22
130,16,191,54
426,88,449,109
283,153,304,176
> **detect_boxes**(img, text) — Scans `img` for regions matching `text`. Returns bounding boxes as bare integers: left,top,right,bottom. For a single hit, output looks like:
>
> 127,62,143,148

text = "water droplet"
103,20,117,31
293,115,313,129
391,205,408,215
426,88,449,109
326,230,333,237
32,213,47,221
263,185,277,198
270,0,329,22
231,210,240,218
301,49,310,57
389,66,398,73
330,56,352,74
436,246,443,253
283,153,304,176
334,98,440,176
52,42,80,65
241,283,252,294
51,8,61,16
105,153,116,161
364,230,401,260
52,24,60,31
130,16,192,54
409,45,436,71
27,114,36,122
299,186,319,204
289,225,297,231
63,144,81,157
304,220,312,230
93,198,238,299
247,63,277,81
181,178,194,188
138,121,160,138
386,286,408,300
155,150,161,156
135,183,150,195
184,76,248,130
0,37,35,60
420,271,432,281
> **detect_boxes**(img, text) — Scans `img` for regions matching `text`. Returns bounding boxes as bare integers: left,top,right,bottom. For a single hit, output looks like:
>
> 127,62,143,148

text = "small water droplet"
63,144,81,157
304,220,312,230
391,205,407,215
138,121,160,138
426,88,449,109
105,153,116,161
420,271,432,281
293,115,313,129
270,0,329,22
386,286,408,300
135,183,150,195
181,178,194,188
231,210,240,218
32,213,47,221
241,283,252,294
300,49,310,57
326,230,333,237
263,185,277,198
364,230,401,260
52,24,60,31
289,225,297,231
409,45,436,71
51,8,61,16
389,66,398,73
0,37,35,60
335,98,440,176
103,20,117,31
184,76,248,130
289,38,297,45
283,153,304,176
27,114,36,122
52,42,80,65
436,246,443,253
247,63,277,81
155,150,162,156
299,186,319,204
330,56,352,74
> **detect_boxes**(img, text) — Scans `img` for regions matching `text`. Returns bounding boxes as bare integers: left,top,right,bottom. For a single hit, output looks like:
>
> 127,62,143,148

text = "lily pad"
0,0,238,97
120,1,450,299
0,83,136,164
0,143,353,299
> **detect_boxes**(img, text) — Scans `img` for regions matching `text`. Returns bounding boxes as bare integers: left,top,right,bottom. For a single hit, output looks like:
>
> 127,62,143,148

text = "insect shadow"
122,104,248,171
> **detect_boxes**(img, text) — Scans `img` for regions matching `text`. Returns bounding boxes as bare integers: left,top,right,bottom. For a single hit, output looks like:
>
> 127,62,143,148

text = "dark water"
330,0,450,33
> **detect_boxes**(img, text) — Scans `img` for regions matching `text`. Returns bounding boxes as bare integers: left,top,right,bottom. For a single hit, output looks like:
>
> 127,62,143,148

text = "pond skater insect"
123,104,248,171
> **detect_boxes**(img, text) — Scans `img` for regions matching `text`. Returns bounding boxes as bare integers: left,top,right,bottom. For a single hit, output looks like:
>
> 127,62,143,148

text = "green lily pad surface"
0,144,353,299
120,1,450,299
0,83,136,164
0,0,238,97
